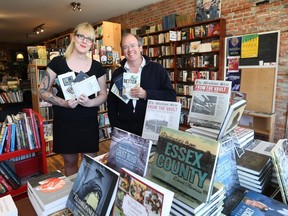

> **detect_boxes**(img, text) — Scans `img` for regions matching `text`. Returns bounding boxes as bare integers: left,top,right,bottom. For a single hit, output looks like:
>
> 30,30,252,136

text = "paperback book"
66,154,119,216
27,170,73,211
122,72,141,100
151,127,221,203
142,99,181,142
230,190,288,216
107,127,152,176
188,79,232,130
112,168,174,216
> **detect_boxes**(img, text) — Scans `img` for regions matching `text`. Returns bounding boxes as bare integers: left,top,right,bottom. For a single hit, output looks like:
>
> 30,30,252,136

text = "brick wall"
109,0,288,142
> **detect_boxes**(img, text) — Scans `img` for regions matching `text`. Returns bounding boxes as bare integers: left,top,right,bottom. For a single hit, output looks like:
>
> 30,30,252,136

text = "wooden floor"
46,139,111,174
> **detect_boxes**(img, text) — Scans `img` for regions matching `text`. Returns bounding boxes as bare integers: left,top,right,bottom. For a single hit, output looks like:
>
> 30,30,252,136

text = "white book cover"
142,99,181,142
58,71,76,100
122,72,141,100
71,75,100,99
188,79,232,130
0,194,17,216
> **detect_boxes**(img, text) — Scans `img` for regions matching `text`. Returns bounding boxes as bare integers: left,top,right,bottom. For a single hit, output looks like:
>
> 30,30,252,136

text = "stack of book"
27,170,73,216
233,126,254,148
236,150,272,193
246,139,278,188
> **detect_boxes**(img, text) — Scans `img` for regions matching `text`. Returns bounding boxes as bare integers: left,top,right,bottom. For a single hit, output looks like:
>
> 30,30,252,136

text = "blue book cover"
231,190,288,216
0,126,8,154
10,123,16,152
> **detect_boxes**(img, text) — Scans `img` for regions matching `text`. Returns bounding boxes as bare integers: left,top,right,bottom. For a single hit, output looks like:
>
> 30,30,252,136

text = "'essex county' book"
107,127,152,176
66,154,119,216
27,170,73,211
112,168,174,216
151,127,221,203
230,190,288,216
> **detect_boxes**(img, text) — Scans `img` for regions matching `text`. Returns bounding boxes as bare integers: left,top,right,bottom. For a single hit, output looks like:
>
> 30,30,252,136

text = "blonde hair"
64,22,95,58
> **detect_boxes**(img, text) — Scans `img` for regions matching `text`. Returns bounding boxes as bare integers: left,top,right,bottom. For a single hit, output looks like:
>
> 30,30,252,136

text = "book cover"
230,190,288,216
0,175,12,193
236,150,271,176
107,127,152,176
57,71,76,100
0,123,8,154
23,108,41,149
151,127,221,203
0,161,21,188
66,154,119,216
4,123,12,153
0,194,17,216
142,99,181,143
122,72,141,100
71,75,100,99
112,168,174,216
271,139,288,204
247,139,275,157
18,112,35,150
0,164,20,189
188,79,232,130
11,114,24,150
28,170,73,210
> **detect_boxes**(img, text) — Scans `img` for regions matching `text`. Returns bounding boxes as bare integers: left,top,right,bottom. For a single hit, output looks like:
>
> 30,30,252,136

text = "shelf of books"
0,109,47,200
138,18,226,128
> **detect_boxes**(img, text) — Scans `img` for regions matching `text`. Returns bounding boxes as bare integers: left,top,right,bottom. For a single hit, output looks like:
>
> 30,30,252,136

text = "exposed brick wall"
109,0,288,142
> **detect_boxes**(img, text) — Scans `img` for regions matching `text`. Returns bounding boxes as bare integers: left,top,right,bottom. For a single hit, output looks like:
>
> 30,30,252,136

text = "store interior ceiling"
0,0,162,45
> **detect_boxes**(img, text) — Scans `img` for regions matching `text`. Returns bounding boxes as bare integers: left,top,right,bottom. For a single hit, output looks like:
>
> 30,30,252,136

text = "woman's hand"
78,94,92,107
67,98,79,109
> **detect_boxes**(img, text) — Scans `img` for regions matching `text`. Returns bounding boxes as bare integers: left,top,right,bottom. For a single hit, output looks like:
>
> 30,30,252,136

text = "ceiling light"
71,2,81,11
33,24,45,35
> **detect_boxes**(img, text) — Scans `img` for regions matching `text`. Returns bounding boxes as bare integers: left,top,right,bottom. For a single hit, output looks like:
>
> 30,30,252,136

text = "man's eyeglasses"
76,34,94,43
122,43,140,51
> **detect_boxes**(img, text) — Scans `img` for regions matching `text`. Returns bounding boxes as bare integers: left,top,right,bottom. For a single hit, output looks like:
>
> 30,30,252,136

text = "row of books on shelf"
0,109,42,154
0,160,22,193
99,127,111,141
98,113,110,127
40,106,54,121
0,90,24,104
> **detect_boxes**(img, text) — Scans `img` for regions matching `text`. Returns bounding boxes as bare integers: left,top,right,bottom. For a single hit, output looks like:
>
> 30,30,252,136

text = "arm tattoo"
39,71,59,105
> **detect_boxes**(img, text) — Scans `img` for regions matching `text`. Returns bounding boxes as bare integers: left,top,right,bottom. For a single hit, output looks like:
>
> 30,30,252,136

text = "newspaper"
188,79,232,130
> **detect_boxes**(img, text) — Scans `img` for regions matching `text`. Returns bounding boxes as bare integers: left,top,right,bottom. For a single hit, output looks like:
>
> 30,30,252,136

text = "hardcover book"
27,170,73,211
142,99,181,143
236,150,272,176
122,72,141,100
230,190,288,216
271,139,288,204
66,154,119,216
107,127,152,176
150,127,221,203
112,168,174,216
188,79,232,130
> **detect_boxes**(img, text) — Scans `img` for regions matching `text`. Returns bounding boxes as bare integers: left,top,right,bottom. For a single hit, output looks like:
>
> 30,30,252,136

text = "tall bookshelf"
138,18,226,128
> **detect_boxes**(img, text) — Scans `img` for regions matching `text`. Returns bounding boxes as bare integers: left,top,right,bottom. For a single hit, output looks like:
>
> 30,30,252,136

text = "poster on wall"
195,0,221,22
241,34,259,58
228,37,242,56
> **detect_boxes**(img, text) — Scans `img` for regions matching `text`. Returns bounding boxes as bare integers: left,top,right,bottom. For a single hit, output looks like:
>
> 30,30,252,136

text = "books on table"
112,168,174,216
233,126,254,148
27,170,73,214
188,79,232,130
150,126,221,203
106,127,152,177
271,139,288,204
230,190,288,216
142,99,181,143
66,154,119,216
0,194,17,216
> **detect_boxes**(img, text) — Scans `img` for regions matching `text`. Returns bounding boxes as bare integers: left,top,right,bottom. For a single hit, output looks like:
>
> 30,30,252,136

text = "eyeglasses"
76,34,94,43
122,43,140,51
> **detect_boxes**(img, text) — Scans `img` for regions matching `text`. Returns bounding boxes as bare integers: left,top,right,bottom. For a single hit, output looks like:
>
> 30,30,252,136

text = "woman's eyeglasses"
76,34,94,43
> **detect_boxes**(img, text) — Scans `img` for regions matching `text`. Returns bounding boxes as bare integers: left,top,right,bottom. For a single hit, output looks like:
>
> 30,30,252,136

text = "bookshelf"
43,33,72,50
0,110,47,200
138,18,226,128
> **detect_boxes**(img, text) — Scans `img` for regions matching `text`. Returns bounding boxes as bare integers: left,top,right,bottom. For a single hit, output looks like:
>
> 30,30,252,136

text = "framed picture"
217,99,247,140
195,0,221,22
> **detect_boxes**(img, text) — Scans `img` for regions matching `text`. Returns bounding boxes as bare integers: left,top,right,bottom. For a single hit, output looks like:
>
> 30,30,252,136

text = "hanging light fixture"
33,24,45,35
71,2,81,11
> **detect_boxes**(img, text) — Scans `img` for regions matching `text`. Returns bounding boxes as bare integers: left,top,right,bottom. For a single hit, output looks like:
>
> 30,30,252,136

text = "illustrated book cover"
66,154,119,216
122,72,141,100
236,150,272,176
142,99,181,143
150,127,221,203
271,139,288,204
230,190,288,216
57,71,76,100
27,170,73,210
107,127,152,176
188,79,232,130
112,168,174,216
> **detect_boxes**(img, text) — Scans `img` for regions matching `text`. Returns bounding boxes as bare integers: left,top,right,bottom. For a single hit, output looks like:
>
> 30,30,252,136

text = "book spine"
0,125,8,154
18,118,28,149
9,124,16,152
0,165,19,189
0,175,13,192
0,161,21,188
4,124,12,153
